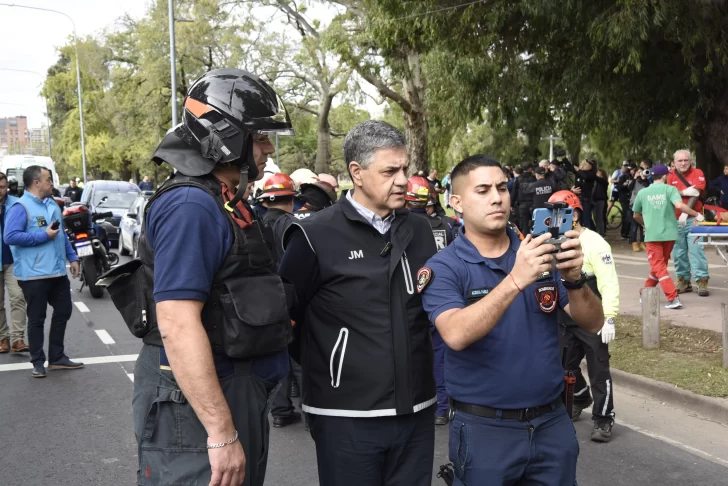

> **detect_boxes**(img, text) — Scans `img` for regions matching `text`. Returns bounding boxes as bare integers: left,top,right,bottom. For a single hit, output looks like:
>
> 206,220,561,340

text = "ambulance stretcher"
690,219,728,265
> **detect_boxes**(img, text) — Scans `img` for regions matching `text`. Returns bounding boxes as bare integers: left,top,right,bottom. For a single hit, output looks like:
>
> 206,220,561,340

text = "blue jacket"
4,192,78,280
710,175,728,204
0,195,20,265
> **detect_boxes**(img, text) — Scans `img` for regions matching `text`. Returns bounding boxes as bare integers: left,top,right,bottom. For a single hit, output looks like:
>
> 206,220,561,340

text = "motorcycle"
62,203,119,298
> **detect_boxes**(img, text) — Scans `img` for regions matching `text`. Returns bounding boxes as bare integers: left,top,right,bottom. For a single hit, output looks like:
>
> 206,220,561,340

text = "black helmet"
152,69,294,179
299,182,337,211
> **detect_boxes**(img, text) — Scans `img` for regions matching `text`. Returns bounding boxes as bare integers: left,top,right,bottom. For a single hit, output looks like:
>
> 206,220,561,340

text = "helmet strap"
223,135,257,212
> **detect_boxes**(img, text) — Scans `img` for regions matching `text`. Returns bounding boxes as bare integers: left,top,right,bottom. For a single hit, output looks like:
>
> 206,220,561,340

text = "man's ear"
450,194,463,214
349,162,364,187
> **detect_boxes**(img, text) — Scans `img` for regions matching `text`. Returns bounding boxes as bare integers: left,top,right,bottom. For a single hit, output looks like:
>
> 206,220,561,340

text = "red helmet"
548,190,582,211
258,173,297,201
406,176,432,206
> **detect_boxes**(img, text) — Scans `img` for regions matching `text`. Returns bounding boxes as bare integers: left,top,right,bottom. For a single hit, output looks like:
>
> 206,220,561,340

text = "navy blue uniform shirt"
146,186,289,383
422,227,569,409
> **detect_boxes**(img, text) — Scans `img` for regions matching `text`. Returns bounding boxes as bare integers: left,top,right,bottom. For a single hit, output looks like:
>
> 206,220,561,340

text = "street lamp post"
168,1,194,129
541,134,562,162
168,0,179,127
0,3,88,183
0,68,53,157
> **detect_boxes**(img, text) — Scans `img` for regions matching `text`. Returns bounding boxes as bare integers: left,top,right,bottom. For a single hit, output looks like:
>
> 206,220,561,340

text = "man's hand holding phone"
46,221,60,240
553,230,584,282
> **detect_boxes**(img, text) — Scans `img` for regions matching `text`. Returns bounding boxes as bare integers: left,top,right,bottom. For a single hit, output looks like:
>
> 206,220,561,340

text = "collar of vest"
339,193,409,228
21,192,49,204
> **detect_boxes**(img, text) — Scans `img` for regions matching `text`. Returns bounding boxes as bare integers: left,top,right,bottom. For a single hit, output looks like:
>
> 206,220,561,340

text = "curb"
610,367,728,424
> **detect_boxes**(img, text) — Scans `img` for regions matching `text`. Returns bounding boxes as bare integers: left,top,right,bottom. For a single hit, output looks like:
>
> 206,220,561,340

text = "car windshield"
94,190,139,208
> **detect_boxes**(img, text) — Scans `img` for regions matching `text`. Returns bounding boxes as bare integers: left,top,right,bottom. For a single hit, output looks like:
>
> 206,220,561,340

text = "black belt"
452,398,562,422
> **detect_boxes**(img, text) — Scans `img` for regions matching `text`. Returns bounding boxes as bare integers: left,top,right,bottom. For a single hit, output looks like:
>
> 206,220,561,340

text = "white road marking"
0,354,138,372
74,301,90,313
619,420,728,468
94,330,116,345
127,373,134,382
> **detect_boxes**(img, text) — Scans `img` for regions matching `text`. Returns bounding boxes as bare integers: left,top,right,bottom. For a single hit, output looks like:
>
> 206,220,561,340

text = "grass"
610,315,728,397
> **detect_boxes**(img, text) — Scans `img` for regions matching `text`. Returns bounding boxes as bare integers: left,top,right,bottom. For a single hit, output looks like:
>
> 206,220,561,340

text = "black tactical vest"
138,173,294,358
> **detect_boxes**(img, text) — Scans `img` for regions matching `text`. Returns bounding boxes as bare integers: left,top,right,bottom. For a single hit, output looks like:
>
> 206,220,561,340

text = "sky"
0,0,150,127
0,0,379,130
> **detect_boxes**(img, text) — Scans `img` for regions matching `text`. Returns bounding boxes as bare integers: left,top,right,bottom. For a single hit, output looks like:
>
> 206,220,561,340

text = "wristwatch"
561,271,587,290
605,317,616,325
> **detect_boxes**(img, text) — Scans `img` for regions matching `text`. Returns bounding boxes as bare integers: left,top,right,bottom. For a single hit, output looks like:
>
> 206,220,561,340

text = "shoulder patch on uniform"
600,252,613,265
417,267,433,293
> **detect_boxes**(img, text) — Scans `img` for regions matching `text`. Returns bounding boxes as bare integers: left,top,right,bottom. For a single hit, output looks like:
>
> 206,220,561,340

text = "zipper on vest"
329,327,349,388
401,252,414,295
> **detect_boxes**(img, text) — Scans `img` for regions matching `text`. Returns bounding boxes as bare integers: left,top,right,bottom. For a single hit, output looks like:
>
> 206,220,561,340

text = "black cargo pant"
561,325,615,420
132,344,279,486
518,204,533,235
270,357,303,418
309,406,435,486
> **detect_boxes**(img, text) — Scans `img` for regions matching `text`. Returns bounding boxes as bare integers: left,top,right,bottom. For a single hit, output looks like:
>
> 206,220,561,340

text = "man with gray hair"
279,120,438,485
667,149,710,296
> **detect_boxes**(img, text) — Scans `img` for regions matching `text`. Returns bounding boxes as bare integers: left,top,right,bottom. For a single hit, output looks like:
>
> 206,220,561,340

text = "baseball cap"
622,161,630,166
651,164,669,177
534,166,546,175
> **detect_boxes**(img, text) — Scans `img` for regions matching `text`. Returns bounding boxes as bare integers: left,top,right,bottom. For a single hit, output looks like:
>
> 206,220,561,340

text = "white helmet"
290,168,319,186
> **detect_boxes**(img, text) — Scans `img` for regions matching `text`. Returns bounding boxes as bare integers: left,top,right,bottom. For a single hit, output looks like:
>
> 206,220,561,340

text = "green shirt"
632,183,682,242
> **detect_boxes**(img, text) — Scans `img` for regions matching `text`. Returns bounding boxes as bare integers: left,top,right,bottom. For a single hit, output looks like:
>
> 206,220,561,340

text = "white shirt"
346,190,394,235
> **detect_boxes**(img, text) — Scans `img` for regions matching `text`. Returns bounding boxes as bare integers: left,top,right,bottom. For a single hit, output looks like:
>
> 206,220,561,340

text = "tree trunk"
120,159,133,183
403,51,428,175
565,134,582,166
695,87,728,182
315,93,334,174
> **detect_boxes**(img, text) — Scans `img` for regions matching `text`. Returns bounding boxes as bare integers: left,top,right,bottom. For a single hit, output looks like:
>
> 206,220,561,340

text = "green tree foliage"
42,0,254,183
372,0,728,178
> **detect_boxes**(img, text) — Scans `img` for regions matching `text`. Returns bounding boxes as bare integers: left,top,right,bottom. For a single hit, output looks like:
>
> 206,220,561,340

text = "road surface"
1,252,727,485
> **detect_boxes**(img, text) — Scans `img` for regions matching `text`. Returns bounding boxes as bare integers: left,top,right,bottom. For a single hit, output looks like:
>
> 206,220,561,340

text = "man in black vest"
130,69,295,486
531,166,556,210
279,120,438,486
512,162,536,233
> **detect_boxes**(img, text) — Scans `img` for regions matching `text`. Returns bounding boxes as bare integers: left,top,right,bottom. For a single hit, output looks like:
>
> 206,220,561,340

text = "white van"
0,155,61,188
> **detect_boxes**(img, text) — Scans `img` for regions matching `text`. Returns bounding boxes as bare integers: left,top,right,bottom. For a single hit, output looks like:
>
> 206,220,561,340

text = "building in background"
29,125,47,147
0,116,29,154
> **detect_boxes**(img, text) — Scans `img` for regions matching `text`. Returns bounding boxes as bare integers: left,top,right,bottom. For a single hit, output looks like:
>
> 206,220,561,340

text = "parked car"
80,181,142,248
119,195,147,258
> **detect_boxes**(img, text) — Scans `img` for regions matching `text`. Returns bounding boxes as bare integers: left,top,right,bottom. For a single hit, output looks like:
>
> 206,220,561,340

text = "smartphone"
531,204,574,237
50,221,60,230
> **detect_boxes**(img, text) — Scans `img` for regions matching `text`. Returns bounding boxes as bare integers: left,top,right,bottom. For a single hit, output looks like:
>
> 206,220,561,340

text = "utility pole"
168,0,178,127
541,134,562,161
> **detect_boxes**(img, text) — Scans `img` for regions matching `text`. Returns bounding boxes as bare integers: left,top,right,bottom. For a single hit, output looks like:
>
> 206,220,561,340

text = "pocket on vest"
215,275,294,359
98,259,155,338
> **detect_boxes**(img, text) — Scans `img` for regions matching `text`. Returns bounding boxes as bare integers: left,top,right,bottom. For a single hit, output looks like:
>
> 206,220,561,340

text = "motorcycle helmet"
151,69,294,208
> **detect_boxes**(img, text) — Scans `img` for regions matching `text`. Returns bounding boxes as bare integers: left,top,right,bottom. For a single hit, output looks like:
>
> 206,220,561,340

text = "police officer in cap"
131,69,296,486
531,166,556,210
422,154,604,485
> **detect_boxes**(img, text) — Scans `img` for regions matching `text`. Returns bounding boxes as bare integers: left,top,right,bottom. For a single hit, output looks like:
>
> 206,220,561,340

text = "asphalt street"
1,251,727,485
